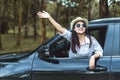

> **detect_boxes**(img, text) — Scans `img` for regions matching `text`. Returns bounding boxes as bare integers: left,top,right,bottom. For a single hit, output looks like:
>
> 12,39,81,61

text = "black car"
0,17,120,80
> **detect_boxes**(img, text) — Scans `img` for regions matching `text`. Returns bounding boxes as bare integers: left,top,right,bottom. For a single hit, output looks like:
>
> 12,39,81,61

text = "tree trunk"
40,0,46,43
99,0,110,18
88,0,93,21
54,1,60,35
0,18,3,50
13,0,17,35
24,0,29,38
112,1,117,17
33,0,37,40
0,0,4,50
67,2,71,26
16,0,22,46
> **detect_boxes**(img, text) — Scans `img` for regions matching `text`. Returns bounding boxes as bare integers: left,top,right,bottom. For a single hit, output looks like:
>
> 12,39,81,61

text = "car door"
31,24,111,80
109,23,120,80
32,53,110,80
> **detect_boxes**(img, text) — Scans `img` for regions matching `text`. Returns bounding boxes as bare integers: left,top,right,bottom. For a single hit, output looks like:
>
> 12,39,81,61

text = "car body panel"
32,52,110,80
0,52,35,80
109,23,120,79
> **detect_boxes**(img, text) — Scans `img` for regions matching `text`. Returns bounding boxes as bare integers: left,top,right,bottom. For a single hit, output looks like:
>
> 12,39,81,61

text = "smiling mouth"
78,28,84,31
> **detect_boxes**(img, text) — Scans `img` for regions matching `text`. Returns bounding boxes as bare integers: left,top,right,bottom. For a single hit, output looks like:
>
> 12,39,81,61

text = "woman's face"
73,21,86,34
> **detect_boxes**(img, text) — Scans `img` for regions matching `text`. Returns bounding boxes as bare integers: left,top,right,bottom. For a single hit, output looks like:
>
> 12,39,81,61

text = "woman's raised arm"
37,11,65,34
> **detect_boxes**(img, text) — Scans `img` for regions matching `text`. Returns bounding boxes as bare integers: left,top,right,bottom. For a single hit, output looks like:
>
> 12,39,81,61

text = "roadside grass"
0,34,40,54
0,30,55,54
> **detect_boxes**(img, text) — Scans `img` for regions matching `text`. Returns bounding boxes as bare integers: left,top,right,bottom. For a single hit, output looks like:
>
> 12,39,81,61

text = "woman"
37,11,103,69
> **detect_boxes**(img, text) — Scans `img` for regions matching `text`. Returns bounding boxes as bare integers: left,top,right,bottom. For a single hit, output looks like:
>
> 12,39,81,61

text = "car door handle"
87,65,107,72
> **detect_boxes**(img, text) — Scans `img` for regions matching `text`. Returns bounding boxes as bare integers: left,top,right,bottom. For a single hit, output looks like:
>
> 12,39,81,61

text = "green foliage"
109,0,120,17
0,0,120,53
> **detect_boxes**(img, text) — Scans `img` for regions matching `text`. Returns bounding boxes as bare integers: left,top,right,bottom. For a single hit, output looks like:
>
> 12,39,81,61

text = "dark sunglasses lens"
76,24,86,28
76,24,80,28
82,24,86,27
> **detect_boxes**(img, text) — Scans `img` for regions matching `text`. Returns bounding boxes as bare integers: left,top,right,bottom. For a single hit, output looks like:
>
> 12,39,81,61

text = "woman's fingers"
42,11,46,13
37,12,44,18
37,11,50,18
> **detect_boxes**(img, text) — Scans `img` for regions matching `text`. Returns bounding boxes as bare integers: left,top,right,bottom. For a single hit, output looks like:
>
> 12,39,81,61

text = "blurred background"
0,0,120,54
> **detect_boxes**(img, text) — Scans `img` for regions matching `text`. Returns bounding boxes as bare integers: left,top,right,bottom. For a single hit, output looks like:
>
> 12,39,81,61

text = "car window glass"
88,26,108,55
49,37,70,58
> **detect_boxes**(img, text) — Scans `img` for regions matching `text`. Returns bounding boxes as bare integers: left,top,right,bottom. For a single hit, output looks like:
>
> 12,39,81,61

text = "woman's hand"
37,11,65,34
89,53,100,69
89,55,95,69
37,11,50,18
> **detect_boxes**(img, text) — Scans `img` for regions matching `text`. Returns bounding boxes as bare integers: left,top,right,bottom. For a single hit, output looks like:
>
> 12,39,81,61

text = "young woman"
37,11,103,70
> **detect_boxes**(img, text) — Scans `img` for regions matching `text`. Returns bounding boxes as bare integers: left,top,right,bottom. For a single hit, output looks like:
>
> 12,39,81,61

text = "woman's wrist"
48,15,52,19
92,53,100,59
89,56,95,69
91,55,95,59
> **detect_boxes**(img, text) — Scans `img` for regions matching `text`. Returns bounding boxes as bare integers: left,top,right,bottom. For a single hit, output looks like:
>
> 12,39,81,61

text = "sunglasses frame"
75,24,86,28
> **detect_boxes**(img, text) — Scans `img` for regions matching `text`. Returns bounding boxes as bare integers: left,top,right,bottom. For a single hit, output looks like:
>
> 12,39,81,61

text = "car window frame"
89,23,109,55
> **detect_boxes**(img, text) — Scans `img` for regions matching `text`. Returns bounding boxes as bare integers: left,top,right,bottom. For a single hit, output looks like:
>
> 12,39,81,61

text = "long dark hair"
71,20,92,53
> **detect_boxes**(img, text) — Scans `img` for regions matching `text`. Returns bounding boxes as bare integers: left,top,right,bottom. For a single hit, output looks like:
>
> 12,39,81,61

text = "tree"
16,0,22,46
88,0,95,21
0,14,3,50
24,0,29,38
99,0,110,18
68,0,88,20
0,0,4,50
32,0,37,40
13,0,17,35
40,0,46,43
54,0,61,35
109,0,120,17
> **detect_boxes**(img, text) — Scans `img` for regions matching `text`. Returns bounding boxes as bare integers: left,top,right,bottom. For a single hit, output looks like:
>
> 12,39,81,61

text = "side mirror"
38,46,50,58
44,48,50,58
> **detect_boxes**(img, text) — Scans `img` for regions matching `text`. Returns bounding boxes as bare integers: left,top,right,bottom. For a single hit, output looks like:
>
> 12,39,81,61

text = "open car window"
38,36,70,58
49,26,107,58
39,26,108,59
49,37,70,58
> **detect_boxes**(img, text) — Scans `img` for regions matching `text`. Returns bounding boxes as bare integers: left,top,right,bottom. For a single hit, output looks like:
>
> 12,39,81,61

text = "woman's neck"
78,34,85,44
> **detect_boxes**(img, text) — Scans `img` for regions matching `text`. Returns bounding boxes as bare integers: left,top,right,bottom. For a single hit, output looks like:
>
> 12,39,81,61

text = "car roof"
89,17,120,24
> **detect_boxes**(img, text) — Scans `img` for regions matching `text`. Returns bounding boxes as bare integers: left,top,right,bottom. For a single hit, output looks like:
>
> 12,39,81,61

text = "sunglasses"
75,24,86,28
